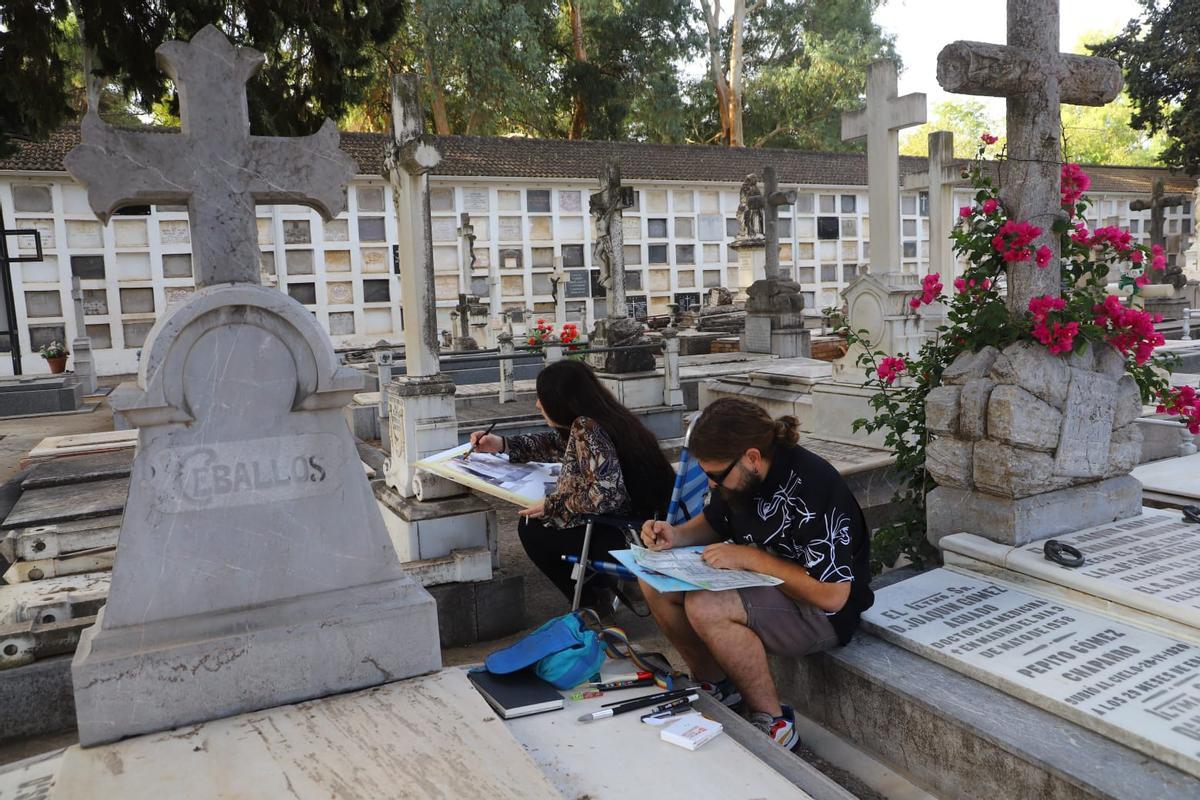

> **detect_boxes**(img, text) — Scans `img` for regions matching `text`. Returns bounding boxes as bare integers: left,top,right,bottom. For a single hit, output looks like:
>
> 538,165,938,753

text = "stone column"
382,74,461,499
543,334,563,365
375,350,394,454
901,131,960,333
661,327,683,407
497,331,515,404
69,277,97,395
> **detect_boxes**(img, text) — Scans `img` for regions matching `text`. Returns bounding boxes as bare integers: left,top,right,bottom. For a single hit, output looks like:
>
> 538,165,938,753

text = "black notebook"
467,669,564,719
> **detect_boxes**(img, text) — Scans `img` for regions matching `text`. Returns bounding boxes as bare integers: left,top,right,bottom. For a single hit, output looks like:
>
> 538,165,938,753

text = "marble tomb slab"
23,430,138,465
0,570,108,625
2,479,127,530
21,450,136,490
941,509,1200,641
1133,453,1200,504
863,568,1200,779
41,669,560,800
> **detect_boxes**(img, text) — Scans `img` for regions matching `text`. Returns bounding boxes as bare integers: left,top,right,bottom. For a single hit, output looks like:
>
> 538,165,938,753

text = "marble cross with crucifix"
841,59,927,276
64,24,357,287
938,0,1122,314
590,158,635,319
761,166,796,280
1131,178,1188,290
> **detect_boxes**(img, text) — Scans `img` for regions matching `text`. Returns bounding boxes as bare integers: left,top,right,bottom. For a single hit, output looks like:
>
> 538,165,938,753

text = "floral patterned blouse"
505,416,632,529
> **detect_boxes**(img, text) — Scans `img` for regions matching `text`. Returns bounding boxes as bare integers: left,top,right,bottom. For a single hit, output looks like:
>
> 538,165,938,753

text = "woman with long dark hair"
468,359,674,610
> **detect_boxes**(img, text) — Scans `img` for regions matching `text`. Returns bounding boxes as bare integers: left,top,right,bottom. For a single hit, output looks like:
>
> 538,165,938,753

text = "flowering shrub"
526,320,580,353
832,132,1182,572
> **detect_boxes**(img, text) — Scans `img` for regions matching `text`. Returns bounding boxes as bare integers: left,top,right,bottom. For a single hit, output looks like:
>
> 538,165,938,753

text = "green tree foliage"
1092,0,1200,173
900,100,1001,158
689,0,896,149
0,0,405,155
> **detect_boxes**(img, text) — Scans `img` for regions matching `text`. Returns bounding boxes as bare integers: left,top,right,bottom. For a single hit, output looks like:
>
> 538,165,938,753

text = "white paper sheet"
416,443,560,507
629,545,783,592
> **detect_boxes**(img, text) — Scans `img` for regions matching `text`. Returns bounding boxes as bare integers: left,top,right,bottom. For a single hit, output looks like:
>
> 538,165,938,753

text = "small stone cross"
590,159,635,318
841,59,927,276
937,0,1122,314
761,166,796,279
1130,178,1186,255
64,25,357,287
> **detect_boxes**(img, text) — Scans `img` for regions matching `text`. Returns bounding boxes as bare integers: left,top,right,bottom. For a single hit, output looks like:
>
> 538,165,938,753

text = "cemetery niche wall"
4,131,1193,377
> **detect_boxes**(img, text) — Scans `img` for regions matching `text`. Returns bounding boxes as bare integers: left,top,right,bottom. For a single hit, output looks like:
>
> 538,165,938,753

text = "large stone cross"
841,59,927,276
761,166,796,279
590,158,635,319
937,0,1122,314
64,25,357,287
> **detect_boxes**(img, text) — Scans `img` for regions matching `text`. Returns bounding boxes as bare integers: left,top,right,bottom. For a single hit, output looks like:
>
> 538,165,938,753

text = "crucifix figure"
1130,178,1188,291
761,165,796,279
454,212,479,349
937,0,1122,314
590,158,635,319
901,131,961,283
64,25,356,288
841,59,927,276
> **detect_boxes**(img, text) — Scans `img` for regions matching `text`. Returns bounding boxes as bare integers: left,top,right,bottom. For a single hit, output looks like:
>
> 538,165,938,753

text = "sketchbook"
622,545,784,592
415,443,560,507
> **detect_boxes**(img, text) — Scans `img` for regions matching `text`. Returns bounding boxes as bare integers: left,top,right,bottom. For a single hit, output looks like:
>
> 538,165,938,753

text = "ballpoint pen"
579,692,700,723
463,420,498,462
600,688,687,708
639,698,698,721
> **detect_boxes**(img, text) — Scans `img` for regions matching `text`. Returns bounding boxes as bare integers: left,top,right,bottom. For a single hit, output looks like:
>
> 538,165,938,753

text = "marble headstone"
64,26,439,747
865,569,1200,779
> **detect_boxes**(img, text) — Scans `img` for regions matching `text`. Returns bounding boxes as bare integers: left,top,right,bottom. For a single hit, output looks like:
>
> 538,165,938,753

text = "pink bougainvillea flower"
1093,295,1165,365
981,198,999,215
959,206,972,219
1035,245,1053,268
1060,163,1091,208
877,356,906,385
1130,249,1144,264
1134,275,1149,288
981,132,999,145
993,219,1042,263
953,277,967,293
1159,386,1200,435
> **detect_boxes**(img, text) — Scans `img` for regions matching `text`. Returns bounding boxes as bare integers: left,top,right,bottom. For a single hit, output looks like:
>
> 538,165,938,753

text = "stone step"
860,568,1200,781
941,508,1200,644
773,633,1200,800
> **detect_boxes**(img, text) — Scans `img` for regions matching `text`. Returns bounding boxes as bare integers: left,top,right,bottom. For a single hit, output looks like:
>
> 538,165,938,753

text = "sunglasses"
704,456,742,485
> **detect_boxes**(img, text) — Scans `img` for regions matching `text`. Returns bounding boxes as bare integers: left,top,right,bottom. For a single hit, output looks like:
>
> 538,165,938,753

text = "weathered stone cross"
64,25,357,288
761,166,796,279
937,0,1122,314
1130,178,1187,287
841,59,927,276
590,159,635,319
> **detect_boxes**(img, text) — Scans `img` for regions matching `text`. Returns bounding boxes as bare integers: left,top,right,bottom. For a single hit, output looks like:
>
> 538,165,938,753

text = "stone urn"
924,340,1144,546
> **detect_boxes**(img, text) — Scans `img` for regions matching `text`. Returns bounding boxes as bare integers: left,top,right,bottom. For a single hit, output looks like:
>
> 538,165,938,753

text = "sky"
875,0,1145,120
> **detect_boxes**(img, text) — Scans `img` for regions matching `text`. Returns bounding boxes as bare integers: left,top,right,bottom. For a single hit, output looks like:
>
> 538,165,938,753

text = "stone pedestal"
730,239,766,299
72,285,440,747
586,316,654,374
740,277,811,358
924,340,1144,548
383,373,461,499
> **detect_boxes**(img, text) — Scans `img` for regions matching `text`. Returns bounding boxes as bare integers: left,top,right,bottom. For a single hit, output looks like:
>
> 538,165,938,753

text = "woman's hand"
640,520,676,551
701,542,761,572
518,501,545,518
468,431,504,454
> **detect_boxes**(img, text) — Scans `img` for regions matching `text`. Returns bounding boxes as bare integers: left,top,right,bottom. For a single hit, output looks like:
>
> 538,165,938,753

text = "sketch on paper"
415,443,560,507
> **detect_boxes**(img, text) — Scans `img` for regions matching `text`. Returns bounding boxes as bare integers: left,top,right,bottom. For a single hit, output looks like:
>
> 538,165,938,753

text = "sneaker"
749,704,800,750
698,677,743,710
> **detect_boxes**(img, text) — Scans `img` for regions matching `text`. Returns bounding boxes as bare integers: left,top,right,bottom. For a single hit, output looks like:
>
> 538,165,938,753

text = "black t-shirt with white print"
702,443,873,644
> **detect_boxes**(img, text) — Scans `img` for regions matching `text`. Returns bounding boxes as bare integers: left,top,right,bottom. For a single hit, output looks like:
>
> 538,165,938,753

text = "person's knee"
684,590,736,631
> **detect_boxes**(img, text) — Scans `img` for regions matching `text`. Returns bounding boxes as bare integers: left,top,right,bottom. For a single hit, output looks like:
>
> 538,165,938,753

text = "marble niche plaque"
941,510,1200,636
864,568,1200,779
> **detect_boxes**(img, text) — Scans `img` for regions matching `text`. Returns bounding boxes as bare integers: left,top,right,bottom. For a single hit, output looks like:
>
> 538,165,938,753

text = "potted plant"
39,340,69,374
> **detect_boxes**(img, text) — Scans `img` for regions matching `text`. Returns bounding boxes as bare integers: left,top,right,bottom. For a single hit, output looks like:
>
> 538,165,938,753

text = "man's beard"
718,469,764,513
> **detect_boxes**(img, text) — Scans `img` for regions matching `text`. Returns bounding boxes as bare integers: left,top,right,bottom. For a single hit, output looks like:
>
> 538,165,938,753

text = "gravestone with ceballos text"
62,25,439,746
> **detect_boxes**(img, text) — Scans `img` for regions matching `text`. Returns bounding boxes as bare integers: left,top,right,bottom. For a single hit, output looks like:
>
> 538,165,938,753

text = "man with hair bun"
640,398,873,750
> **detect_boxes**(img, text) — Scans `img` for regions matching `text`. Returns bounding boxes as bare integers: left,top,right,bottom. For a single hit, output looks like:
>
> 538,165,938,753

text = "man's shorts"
737,585,840,659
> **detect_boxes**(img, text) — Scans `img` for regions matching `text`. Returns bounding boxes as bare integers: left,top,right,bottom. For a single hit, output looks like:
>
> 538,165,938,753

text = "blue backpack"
484,611,605,690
